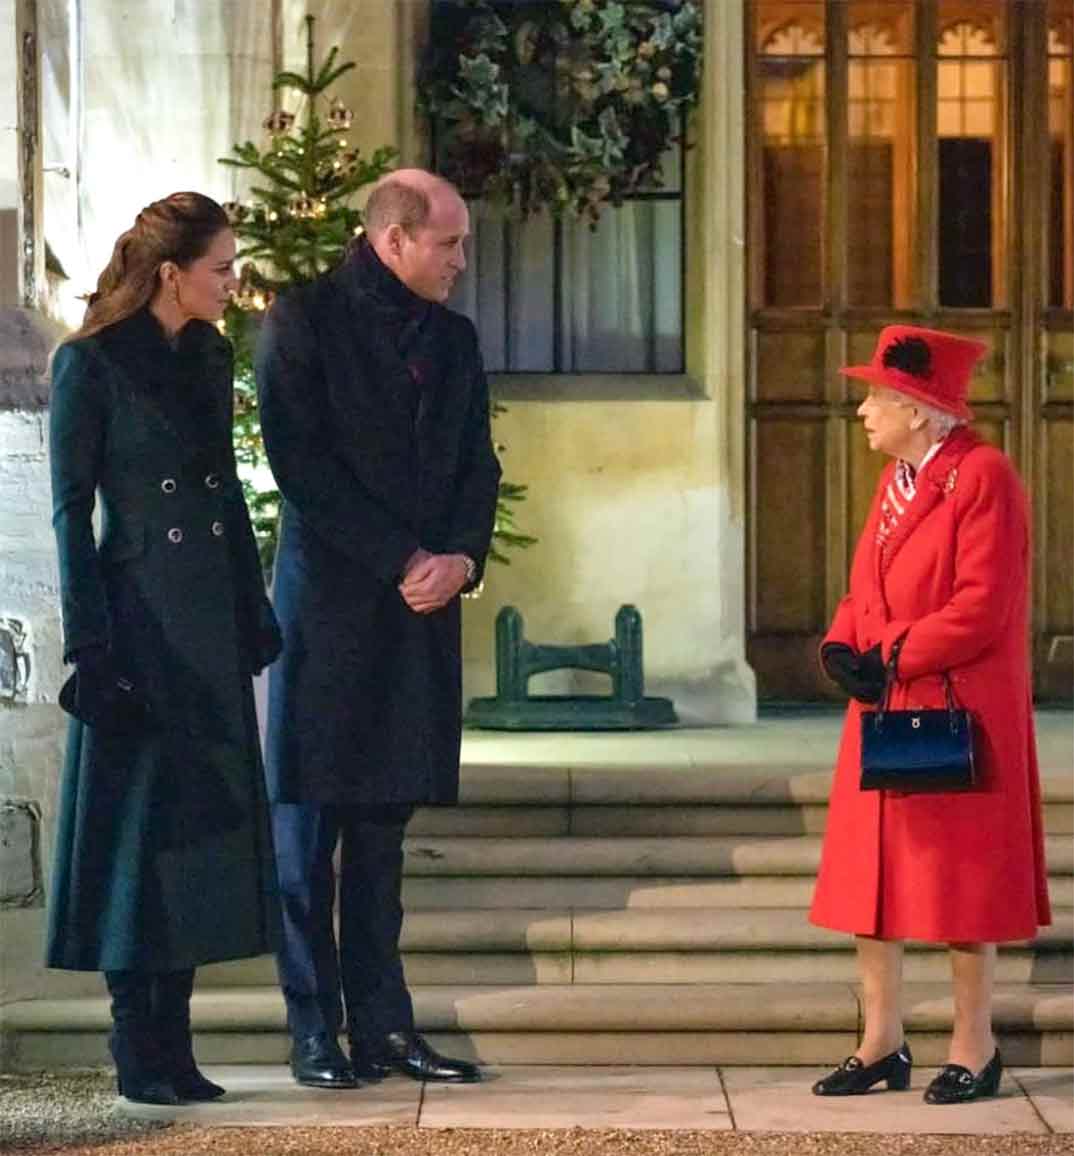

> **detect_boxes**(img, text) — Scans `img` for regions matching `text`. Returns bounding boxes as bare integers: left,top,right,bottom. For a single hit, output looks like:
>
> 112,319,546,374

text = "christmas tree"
219,16,534,572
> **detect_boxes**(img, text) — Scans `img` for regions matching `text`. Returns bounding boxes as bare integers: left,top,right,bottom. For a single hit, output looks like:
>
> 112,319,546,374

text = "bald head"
363,169,470,303
363,169,463,240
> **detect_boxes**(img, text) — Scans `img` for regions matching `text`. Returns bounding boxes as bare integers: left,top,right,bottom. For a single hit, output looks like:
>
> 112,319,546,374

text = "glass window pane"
936,11,1008,309
756,3,827,308
756,2,824,54
938,3,1006,56
451,204,556,372
560,201,682,373
847,58,916,308
1049,0,1073,309
848,2,915,55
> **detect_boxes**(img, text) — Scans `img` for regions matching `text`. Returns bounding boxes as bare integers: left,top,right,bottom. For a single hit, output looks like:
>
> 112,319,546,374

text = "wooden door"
746,0,1074,703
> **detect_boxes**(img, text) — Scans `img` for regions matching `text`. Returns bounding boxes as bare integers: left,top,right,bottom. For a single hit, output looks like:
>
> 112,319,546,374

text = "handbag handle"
873,632,961,733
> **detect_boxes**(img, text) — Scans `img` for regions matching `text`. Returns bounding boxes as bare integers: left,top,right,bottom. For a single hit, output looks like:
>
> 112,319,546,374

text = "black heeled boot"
153,969,226,1101
105,971,180,1105
812,1042,913,1096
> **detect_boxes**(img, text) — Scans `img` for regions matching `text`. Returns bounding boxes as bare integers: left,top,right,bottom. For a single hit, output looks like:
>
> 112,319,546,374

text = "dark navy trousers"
271,802,416,1043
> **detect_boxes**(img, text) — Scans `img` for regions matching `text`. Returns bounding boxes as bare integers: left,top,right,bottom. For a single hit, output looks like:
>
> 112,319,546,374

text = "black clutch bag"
860,648,975,792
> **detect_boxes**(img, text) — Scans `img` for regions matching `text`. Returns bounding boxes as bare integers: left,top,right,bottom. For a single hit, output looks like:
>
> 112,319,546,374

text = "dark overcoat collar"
95,307,232,466
322,239,444,436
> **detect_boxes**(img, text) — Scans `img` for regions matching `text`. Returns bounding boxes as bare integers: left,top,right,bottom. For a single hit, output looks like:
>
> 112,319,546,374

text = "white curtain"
41,0,286,310
452,199,683,374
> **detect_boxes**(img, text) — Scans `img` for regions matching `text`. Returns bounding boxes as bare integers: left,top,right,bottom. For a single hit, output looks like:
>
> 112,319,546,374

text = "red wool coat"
810,427,1051,943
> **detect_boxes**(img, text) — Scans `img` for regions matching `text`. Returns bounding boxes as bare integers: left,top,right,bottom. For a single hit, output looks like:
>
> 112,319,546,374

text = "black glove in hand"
59,646,153,732
820,642,886,704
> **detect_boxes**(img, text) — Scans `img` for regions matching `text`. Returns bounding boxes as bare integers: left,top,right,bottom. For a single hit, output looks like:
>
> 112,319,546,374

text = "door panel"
747,0,1073,701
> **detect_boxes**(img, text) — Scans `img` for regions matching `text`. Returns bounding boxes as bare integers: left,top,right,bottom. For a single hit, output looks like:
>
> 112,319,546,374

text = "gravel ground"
2,1071,1073,1156
0,1071,168,1153
6,1127,1074,1156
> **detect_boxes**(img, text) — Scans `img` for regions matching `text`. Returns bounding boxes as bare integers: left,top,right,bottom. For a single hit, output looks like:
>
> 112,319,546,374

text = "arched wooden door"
746,0,1073,702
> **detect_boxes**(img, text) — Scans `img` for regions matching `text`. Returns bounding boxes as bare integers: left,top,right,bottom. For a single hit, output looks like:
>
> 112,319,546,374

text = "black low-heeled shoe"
923,1049,1002,1104
812,1042,913,1096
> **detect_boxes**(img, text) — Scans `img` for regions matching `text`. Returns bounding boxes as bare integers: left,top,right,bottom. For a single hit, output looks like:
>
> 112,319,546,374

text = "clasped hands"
398,548,470,614
820,642,887,704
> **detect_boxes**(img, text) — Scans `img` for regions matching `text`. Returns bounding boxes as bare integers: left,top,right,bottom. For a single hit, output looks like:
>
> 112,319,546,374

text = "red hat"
840,326,987,422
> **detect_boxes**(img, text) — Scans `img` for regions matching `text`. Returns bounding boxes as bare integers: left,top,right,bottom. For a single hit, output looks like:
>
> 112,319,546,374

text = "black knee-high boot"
153,969,226,1101
104,970,179,1105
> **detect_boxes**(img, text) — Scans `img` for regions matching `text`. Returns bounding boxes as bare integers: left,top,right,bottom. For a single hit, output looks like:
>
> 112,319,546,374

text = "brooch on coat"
943,467,958,495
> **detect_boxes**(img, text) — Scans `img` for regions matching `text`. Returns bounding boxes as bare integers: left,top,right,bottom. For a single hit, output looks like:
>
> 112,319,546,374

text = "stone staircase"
4,717,1072,1069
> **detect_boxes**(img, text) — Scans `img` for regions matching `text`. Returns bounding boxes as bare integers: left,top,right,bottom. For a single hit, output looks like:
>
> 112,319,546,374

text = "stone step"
5,983,1070,1070
402,834,1074,878
199,910,1073,988
401,873,1074,910
203,949,1070,989
412,800,1073,837
201,907,1073,964
452,763,1074,809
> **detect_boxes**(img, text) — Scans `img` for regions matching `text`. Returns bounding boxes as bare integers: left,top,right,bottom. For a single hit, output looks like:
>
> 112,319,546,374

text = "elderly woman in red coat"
809,326,1050,1105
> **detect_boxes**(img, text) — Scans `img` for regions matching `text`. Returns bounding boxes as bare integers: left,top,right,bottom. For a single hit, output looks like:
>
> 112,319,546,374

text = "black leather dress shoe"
290,1032,359,1089
348,1039,393,1081
924,1049,1002,1104
812,1043,913,1095
382,1032,481,1083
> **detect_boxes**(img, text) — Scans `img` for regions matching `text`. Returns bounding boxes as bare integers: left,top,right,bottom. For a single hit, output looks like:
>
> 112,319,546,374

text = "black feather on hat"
882,336,932,380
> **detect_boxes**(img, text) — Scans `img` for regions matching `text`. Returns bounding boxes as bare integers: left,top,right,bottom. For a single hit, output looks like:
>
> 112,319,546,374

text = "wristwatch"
460,554,477,585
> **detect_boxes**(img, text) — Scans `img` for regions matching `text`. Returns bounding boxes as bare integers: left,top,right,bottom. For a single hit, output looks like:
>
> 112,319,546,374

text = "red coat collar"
875,426,982,583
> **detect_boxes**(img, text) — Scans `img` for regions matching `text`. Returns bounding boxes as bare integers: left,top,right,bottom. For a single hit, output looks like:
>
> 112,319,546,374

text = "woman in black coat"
47,192,282,1104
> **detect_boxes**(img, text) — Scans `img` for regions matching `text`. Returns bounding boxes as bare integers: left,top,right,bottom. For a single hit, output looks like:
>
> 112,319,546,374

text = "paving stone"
419,1065,732,1131
116,1065,420,1127
720,1065,1049,1135
1011,1067,1074,1133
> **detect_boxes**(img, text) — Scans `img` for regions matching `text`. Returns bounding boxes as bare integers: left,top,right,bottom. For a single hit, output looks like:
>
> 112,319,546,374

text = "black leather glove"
820,642,886,704
59,646,153,732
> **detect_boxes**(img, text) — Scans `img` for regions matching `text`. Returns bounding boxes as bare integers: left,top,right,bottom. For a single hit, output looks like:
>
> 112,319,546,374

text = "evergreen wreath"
419,0,703,221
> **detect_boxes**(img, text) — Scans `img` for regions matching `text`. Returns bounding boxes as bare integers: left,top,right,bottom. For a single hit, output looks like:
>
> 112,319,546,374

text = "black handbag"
860,644,975,793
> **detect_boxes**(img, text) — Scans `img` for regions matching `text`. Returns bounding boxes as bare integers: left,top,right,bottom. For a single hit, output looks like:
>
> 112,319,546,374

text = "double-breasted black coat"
257,240,501,806
46,309,281,972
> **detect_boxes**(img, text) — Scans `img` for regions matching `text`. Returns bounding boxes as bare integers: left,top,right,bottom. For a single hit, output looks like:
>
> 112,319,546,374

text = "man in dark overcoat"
256,170,501,1088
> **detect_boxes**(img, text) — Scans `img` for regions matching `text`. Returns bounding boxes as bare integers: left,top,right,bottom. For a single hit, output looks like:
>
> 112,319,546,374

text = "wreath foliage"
419,0,703,221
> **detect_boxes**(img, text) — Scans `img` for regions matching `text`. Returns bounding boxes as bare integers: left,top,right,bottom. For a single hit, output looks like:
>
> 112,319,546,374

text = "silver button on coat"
161,478,177,493
167,527,183,543
205,474,220,489
211,521,225,537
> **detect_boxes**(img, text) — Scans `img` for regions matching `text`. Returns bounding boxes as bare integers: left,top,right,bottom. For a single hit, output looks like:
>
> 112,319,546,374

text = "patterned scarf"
875,437,947,550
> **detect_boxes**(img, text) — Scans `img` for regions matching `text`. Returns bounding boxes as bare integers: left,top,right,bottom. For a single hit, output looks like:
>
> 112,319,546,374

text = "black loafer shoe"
812,1043,913,1095
383,1031,481,1083
924,1049,1002,1104
290,1032,359,1089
